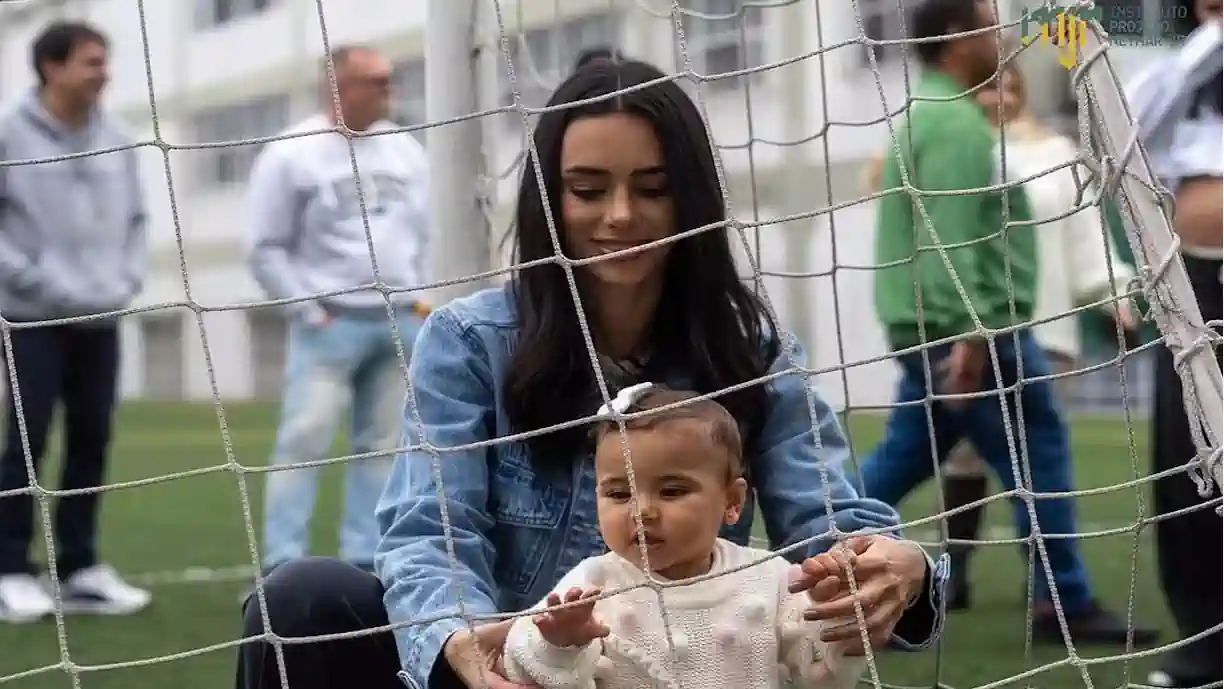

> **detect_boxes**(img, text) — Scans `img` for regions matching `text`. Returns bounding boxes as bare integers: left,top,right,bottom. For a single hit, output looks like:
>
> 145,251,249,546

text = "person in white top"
938,57,1142,610
503,384,872,689
243,45,431,591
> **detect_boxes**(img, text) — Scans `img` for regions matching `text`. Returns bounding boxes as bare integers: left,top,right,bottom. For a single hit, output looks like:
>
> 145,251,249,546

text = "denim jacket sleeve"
751,339,947,650
374,307,501,689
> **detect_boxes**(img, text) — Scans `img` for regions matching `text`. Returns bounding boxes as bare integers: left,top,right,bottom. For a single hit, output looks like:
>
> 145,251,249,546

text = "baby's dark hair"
573,46,625,71
591,387,744,478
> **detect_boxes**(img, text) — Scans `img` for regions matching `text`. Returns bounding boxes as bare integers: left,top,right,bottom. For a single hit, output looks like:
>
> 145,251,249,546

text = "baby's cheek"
596,506,630,550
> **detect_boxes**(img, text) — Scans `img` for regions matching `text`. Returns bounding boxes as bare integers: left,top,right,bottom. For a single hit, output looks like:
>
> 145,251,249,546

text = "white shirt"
996,134,1136,360
1125,21,1223,189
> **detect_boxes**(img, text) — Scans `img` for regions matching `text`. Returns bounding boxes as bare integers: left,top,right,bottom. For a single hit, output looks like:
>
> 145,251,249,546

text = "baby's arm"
504,617,602,688
503,559,607,689
777,586,870,689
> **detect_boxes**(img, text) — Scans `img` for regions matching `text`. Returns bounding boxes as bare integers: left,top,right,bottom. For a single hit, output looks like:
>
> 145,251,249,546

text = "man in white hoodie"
245,45,430,584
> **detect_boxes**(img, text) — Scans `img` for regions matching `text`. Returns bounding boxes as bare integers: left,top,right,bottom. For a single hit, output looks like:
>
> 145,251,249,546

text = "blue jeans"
261,309,424,569
856,331,1092,612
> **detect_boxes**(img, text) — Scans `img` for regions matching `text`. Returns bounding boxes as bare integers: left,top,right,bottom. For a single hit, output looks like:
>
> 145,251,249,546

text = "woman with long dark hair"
234,57,945,689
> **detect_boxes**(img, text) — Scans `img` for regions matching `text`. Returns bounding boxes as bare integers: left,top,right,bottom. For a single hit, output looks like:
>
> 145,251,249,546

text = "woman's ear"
724,477,749,525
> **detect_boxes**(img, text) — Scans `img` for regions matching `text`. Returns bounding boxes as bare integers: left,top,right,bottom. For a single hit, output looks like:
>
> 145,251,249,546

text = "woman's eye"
570,187,605,200
661,487,688,498
638,186,669,198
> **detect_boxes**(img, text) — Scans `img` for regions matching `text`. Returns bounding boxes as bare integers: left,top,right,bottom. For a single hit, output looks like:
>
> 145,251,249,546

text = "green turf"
0,402,1174,689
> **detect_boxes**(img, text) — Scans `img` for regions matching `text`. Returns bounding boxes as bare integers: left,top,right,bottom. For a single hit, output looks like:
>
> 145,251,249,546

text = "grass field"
0,402,1180,689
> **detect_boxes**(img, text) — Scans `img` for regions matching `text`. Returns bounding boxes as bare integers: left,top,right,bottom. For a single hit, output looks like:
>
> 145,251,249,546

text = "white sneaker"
0,573,55,623
51,565,152,616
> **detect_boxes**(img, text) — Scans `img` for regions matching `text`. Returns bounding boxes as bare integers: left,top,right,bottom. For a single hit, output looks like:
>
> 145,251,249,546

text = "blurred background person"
935,57,1140,612
858,0,1151,645
244,44,431,591
1126,1,1223,685
0,20,151,623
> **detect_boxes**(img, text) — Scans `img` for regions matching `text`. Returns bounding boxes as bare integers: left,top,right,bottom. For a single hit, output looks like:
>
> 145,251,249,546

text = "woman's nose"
604,186,633,228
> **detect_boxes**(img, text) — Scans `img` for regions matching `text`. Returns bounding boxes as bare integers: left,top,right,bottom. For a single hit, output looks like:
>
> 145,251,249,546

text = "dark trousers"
856,331,1092,611
235,557,463,689
0,323,120,578
1151,254,1223,682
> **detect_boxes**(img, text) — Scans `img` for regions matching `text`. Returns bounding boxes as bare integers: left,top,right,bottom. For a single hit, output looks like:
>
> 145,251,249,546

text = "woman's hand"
442,620,538,689
788,535,929,655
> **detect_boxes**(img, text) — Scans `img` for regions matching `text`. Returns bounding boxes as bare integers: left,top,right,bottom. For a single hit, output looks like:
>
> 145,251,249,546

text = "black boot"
942,474,988,612
1033,598,1160,646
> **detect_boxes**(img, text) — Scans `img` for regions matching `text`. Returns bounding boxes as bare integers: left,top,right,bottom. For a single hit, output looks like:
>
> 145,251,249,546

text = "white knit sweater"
503,539,868,689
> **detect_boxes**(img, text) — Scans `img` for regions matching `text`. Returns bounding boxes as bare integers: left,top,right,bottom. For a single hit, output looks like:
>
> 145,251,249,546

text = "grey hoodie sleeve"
0,135,41,293
247,145,313,313
123,147,148,296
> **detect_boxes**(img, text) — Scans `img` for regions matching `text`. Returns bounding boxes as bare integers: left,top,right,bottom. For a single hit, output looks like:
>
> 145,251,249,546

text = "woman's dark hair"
502,59,778,471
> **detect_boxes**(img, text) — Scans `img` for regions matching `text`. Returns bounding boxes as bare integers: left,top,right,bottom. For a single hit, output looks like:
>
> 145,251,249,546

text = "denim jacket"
375,284,948,689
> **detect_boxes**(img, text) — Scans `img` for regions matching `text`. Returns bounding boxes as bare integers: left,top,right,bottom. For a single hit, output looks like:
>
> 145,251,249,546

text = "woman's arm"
375,307,502,689
749,338,947,650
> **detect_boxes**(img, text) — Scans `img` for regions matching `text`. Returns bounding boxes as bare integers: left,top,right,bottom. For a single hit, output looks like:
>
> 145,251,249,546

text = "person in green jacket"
855,0,1149,646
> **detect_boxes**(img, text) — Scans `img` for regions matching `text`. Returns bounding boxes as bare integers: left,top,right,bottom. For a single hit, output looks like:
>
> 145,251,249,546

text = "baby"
503,383,869,689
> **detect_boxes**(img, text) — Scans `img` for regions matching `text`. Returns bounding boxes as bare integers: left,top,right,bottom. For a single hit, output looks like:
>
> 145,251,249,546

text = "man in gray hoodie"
0,21,151,624
244,45,431,587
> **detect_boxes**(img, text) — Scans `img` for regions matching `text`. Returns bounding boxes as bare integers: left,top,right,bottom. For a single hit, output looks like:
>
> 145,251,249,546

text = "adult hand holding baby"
443,619,538,689
788,535,928,655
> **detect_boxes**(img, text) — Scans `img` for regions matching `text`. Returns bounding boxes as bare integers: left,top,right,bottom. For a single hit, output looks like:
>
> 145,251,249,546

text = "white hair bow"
596,382,655,417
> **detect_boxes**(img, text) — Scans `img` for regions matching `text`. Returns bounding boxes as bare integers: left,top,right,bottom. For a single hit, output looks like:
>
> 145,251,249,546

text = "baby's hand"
791,544,858,604
534,587,610,648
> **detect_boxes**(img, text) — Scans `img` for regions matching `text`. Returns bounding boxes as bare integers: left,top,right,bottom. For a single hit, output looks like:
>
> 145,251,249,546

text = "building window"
195,0,274,30
859,0,922,66
499,12,619,116
191,94,291,188
393,58,427,142
680,0,766,91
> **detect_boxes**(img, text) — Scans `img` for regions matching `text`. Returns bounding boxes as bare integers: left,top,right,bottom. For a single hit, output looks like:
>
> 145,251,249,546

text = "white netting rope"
0,0,1220,688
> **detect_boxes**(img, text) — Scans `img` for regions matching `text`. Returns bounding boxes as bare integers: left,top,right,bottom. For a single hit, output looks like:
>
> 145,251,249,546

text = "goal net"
0,0,1219,688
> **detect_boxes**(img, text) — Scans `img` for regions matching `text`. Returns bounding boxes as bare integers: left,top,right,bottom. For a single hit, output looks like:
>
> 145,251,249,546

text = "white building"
0,0,1179,408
